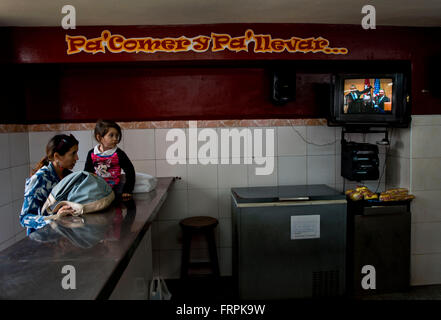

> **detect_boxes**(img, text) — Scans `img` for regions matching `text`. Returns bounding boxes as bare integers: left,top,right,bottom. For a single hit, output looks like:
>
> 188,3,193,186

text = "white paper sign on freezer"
290,215,320,240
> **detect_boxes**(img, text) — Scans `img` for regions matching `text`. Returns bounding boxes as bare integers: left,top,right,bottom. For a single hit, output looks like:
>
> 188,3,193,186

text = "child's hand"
122,193,132,201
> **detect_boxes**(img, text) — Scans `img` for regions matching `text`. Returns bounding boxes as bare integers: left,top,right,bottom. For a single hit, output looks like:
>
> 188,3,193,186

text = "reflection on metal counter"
231,184,347,299
29,199,137,249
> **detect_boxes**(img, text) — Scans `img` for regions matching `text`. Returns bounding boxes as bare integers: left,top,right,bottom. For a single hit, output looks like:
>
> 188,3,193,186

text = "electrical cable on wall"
288,120,339,147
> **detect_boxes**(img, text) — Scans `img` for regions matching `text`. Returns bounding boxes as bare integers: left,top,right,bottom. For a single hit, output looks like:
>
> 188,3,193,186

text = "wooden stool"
179,216,220,278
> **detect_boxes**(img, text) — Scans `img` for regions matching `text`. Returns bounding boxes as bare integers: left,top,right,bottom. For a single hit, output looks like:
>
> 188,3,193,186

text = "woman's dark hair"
32,134,79,175
94,119,122,143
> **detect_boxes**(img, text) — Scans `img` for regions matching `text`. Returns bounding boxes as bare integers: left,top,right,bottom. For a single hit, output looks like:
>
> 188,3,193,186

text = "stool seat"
180,216,218,229
179,216,220,279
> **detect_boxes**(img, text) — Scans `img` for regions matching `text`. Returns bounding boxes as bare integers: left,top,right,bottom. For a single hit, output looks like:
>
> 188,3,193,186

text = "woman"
20,134,79,235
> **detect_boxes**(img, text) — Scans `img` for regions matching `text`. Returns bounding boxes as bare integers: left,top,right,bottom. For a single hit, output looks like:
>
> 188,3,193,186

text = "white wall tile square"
12,199,24,235
218,127,252,160
218,161,248,189
386,156,410,190
219,218,232,248
156,189,188,221
73,160,85,172
411,115,441,127
187,188,218,218
152,250,160,277
411,253,441,285
411,190,441,223
187,164,218,189
0,169,12,207
9,132,29,167
220,247,232,276
155,128,188,161
278,156,307,185
152,222,160,251
196,128,222,161
218,188,233,219
123,129,155,161
63,130,93,162
132,160,156,176
155,160,187,190
250,127,277,158
411,125,441,159
411,158,441,191
307,155,335,185
411,222,441,254
0,237,16,252
388,128,410,159
15,230,26,243
159,250,181,279
277,126,307,156
306,126,336,156
29,131,61,163
0,134,10,170
157,220,181,251
10,165,28,202
335,154,343,186
0,203,13,243
248,157,277,187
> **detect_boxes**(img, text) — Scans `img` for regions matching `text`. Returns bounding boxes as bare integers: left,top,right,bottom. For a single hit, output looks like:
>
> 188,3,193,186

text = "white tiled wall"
144,124,388,279
0,132,29,251
386,115,441,285
407,115,441,285
6,119,441,286
3,124,390,279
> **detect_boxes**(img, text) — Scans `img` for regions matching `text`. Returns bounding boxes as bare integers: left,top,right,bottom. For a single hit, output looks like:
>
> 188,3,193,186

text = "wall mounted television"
328,73,411,128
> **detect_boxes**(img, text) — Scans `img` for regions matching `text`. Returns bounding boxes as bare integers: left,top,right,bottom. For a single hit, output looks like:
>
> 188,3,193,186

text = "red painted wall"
2,24,441,123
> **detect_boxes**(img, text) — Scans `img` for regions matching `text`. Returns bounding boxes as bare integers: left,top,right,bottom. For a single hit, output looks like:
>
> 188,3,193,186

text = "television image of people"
343,79,393,114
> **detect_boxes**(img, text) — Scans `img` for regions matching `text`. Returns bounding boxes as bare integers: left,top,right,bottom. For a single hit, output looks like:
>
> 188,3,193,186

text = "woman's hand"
122,193,132,201
58,205,75,216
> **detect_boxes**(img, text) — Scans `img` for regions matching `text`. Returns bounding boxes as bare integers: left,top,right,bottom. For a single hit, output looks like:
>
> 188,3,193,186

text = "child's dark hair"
32,134,79,175
94,119,122,143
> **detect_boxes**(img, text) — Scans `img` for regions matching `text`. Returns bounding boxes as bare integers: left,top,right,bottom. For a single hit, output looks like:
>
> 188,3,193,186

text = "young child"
85,120,135,200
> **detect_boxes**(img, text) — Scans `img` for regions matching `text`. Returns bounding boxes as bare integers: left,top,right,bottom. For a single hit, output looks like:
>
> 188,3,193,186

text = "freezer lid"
231,184,345,203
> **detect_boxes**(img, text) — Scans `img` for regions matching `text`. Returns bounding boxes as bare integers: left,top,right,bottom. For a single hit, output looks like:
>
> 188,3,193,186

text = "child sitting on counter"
85,119,135,200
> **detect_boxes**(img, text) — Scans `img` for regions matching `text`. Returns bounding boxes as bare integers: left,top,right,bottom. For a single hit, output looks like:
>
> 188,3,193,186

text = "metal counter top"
0,177,174,300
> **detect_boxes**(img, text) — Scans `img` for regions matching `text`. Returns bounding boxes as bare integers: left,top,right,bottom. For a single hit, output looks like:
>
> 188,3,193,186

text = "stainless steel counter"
0,177,174,300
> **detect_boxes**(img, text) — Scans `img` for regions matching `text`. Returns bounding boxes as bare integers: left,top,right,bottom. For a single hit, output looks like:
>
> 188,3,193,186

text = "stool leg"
181,231,191,279
206,230,220,277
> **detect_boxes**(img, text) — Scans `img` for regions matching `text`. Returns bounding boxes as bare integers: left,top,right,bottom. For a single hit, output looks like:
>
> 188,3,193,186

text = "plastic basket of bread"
345,186,415,202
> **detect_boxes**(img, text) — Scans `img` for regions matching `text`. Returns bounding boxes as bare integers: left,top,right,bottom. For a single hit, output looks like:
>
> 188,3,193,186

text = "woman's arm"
19,174,52,233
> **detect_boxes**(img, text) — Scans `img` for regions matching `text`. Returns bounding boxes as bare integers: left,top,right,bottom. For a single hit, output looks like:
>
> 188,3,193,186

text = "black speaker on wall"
271,70,296,105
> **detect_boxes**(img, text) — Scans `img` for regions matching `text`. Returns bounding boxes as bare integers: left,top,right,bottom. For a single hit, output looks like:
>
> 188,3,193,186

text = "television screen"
343,78,393,114
328,73,410,128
